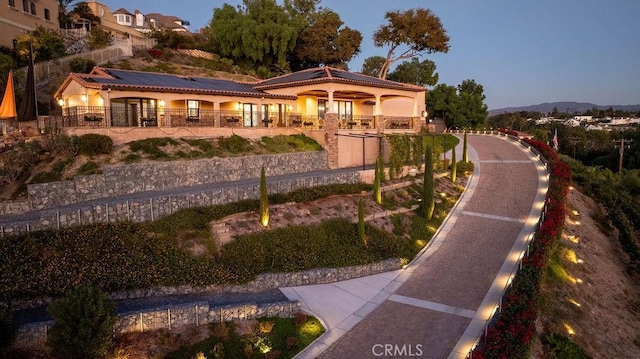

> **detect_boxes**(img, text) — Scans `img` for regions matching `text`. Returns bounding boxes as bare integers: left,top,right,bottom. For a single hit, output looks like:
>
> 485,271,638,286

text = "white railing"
20,36,155,84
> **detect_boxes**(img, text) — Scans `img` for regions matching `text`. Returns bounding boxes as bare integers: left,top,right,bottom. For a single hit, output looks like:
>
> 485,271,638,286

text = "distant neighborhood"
531,115,640,131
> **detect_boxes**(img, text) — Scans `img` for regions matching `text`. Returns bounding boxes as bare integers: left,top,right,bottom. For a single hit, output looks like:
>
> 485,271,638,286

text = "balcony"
45,106,414,132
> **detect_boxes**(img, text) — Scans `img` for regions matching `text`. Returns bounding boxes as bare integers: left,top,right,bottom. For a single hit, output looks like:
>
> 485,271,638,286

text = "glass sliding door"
243,103,258,127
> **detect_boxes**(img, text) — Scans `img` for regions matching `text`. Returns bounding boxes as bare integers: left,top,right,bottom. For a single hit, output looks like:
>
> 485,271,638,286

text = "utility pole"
613,138,632,174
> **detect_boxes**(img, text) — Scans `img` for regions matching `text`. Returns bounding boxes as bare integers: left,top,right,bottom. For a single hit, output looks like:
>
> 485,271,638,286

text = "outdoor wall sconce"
237,102,243,110
287,105,293,111
57,98,64,107
159,100,165,107
421,110,428,118
81,94,87,102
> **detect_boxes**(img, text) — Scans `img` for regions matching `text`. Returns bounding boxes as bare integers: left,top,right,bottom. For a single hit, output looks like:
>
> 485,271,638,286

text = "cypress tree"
463,131,469,163
358,198,366,244
373,155,382,205
260,166,269,227
422,143,435,220
451,144,458,183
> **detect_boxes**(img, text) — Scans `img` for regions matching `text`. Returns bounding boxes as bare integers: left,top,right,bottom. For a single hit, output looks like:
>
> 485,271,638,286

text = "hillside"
489,101,640,116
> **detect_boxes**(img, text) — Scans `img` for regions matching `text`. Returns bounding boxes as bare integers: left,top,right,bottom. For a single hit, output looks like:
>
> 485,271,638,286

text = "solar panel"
92,68,266,95
258,69,328,86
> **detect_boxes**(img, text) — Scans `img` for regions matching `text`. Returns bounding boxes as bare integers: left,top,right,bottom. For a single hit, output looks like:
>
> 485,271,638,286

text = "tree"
47,286,116,359
373,155,383,204
373,8,449,79
358,198,366,244
361,56,386,77
426,83,460,128
422,143,435,220
149,28,196,49
426,80,488,129
462,131,468,163
450,143,457,183
458,79,488,128
260,166,269,227
16,26,66,63
206,1,298,74
87,27,112,50
291,9,362,70
387,57,438,86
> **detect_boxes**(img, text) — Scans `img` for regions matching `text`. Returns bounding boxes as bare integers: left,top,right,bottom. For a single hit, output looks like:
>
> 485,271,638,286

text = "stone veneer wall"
25,151,329,210
1,169,359,236
12,301,300,350
11,258,402,350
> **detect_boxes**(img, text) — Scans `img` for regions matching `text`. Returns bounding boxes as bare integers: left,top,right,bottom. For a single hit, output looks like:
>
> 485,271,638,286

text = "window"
187,100,199,118
22,0,27,12
30,1,35,15
8,0,15,8
318,99,352,120
44,8,50,20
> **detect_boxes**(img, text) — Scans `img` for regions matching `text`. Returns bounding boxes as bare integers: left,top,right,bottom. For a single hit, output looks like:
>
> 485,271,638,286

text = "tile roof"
56,68,295,100
112,8,133,15
254,67,426,92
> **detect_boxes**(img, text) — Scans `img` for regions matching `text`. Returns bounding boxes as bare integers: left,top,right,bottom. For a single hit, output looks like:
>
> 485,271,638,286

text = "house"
51,66,427,167
0,0,60,49
145,13,190,32
53,66,426,130
85,1,150,41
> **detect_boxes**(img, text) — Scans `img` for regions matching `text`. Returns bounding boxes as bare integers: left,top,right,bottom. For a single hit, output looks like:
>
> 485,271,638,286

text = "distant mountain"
489,102,640,116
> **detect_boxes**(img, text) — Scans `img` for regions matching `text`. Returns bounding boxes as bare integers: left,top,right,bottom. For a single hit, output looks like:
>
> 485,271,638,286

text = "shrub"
128,137,178,159
69,57,97,73
77,134,113,156
87,27,112,50
218,135,251,154
30,170,62,184
77,161,101,175
47,285,116,359
0,141,42,184
542,333,589,359
457,160,474,173
0,305,17,351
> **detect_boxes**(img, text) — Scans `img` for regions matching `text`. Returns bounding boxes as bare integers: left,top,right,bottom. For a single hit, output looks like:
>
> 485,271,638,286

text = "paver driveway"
285,134,547,359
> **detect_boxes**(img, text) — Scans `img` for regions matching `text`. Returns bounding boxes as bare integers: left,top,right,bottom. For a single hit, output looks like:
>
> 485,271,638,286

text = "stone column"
213,102,221,127
324,112,339,169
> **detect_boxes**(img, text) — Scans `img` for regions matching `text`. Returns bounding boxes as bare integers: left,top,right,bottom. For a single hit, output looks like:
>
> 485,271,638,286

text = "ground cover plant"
165,314,325,359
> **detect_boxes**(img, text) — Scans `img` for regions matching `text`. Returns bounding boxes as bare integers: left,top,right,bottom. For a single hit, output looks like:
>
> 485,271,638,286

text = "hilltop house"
0,0,60,49
52,66,427,132
85,1,191,41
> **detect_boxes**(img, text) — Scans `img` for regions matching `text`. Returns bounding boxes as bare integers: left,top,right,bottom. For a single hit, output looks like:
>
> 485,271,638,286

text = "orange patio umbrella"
0,70,17,135
0,70,17,119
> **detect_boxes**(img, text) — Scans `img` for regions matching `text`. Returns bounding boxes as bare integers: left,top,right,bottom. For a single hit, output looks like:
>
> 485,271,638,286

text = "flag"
17,42,37,122
552,129,559,150
0,70,17,118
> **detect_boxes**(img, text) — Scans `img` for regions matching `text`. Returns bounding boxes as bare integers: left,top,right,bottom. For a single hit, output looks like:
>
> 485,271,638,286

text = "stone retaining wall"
1,170,359,236
12,301,300,350
12,151,328,212
11,258,403,350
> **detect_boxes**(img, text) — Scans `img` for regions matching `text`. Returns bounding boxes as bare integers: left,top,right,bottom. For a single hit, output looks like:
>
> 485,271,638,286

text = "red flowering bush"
472,130,571,358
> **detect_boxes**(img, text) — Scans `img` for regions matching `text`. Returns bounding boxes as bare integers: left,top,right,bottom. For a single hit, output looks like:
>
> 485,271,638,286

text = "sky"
100,0,640,110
